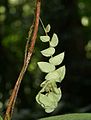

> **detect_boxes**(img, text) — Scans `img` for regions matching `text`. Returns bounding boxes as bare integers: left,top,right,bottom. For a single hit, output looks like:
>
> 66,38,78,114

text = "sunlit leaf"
45,93,58,113
0,116,3,120
37,25,66,114
36,93,51,107
36,92,57,113
45,71,59,81
40,80,48,87
49,52,64,66
40,36,50,42
41,47,55,57
45,24,51,33
53,87,62,102
45,107,55,113
36,87,61,113
56,66,66,82
38,62,55,73
50,33,59,47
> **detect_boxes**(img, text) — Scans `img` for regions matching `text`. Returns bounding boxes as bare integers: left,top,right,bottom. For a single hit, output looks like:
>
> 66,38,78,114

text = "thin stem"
4,0,41,120
24,24,34,63
39,18,47,35
39,18,46,31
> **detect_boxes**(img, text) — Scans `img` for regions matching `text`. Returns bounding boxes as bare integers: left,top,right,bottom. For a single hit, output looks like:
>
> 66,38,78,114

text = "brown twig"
24,24,34,64
4,0,41,120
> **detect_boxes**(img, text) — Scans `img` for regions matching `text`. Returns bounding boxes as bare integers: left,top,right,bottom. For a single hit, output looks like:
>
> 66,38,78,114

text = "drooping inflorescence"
36,24,66,113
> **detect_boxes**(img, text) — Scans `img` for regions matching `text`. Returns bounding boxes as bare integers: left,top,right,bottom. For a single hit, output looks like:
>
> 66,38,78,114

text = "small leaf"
56,66,66,82
36,81,62,113
44,100,57,113
36,92,57,113
40,81,47,87
36,93,51,107
45,71,59,81
0,116,3,120
49,52,65,66
40,36,50,42
45,107,55,113
45,24,51,33
53,88,62,101
36,90,61,113
50,33,59,47
41,47,55,57
38,62,55,73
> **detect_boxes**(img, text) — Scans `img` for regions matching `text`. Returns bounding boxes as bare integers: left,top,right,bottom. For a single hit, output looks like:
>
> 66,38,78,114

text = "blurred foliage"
0,0,91,120
39,113,91,120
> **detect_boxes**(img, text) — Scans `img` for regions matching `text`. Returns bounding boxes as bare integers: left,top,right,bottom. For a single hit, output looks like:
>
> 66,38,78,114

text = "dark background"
0,0,91,120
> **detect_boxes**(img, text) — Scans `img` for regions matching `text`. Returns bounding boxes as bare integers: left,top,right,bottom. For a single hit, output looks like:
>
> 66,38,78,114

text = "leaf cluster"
36,24,66,113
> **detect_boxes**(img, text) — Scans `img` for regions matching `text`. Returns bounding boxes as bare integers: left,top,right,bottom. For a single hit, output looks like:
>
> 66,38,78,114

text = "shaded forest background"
0,0,91,120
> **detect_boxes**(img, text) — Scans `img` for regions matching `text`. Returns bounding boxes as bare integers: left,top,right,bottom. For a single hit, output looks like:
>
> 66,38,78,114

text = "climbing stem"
4,0,41,120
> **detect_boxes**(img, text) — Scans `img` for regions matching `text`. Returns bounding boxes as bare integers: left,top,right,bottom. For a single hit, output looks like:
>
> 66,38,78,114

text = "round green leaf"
56,66,66,82
38,62,55,73
40,36,50,42
45,24,51,33
41,47,55,57
49,52,64,66
45,71,59,81
0,116,3,120
50,33,59,47
38,94,51,107
36,91,60,113
36,81,62,113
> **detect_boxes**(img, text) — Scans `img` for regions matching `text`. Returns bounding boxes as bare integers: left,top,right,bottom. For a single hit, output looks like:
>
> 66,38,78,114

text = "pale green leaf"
48,92,58,103
0,116,3,120
38,94,52,107
56,66,66,82
41,47,55,57
36,92,56,108
49,52,65,66
36,93,41,105
40,36,50,42
45,97,58,113
45,107,55,113
52,88,62,101
50,33,59,47
36,81,62,113
40,81,47,87
38,62,55,73
45,24,51,33
36,91,60,113
45,71,59,81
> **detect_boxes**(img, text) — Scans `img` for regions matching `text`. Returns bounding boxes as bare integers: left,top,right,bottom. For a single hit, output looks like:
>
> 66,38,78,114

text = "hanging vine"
36,23,66,113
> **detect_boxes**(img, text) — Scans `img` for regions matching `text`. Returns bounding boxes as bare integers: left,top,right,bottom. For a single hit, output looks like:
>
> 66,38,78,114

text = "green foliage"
36,24,66,113
38,62,55,73
40,36,50,42
41,47,55,57
36,80,62,113
0,116,3,120
39,113,91,120
49,33,59,47
49,52,64,66
45,24,51,33
1,0,91,119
